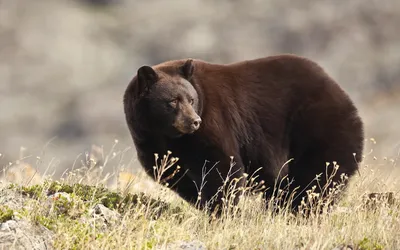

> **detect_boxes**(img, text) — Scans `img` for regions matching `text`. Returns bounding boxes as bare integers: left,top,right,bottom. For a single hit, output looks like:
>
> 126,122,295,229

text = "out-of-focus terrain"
0,0,399,180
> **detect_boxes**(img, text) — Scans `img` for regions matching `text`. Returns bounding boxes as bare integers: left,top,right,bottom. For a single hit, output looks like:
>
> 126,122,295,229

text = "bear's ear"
179,59,194,80
136,66,158,97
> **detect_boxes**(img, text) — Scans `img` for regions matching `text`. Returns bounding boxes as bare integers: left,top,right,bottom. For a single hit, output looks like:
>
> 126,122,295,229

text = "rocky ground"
1,0,400,180
0,158,398,249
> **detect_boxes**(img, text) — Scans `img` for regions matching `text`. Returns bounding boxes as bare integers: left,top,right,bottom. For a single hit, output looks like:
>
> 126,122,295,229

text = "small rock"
332,244,354,250
0,220,18,231
89,204,121,225
159,240,207,250
80,204,122,232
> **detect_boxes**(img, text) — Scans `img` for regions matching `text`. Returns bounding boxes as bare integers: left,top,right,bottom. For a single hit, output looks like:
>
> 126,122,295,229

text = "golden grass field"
0,138,399,250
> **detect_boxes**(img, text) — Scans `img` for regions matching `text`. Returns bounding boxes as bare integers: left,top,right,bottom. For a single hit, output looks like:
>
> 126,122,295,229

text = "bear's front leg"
159,166,200,205
193,155,246,217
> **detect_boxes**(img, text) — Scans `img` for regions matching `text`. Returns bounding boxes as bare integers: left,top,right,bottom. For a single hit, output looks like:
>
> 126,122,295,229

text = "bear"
123,54,364,216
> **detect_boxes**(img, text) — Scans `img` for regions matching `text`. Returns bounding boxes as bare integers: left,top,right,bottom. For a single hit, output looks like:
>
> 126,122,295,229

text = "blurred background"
0,0,399,186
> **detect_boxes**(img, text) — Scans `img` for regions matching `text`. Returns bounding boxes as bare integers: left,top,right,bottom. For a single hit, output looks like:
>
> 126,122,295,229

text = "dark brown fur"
123,54,364,216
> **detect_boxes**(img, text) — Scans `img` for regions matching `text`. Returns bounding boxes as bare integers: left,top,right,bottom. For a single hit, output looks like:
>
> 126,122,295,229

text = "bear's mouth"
167,129,185,138
168,127,198,138
178,127,199,135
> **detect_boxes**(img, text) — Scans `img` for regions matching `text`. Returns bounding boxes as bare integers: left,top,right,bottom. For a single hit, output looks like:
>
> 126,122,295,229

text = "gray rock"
0,219,53,250
158,240,207,250
331,245,354,250
90,203,121,225
0,188,53,249
0,189,31,212
81,203,122,232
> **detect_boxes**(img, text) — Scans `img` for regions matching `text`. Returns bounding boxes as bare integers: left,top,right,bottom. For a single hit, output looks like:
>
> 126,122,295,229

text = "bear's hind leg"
287,149,360,216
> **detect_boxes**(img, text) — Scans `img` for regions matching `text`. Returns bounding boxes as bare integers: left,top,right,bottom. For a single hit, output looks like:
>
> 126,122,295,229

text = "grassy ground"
0,143,399,250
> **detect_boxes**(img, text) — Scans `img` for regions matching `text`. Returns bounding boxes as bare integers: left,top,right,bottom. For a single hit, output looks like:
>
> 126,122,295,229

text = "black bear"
123,54,364,215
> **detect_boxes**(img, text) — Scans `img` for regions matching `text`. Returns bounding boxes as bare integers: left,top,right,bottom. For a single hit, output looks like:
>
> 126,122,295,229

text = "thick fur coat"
123,54,364,215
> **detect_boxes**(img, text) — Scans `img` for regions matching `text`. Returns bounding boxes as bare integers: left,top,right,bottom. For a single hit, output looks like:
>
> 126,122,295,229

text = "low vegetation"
0,141,399,250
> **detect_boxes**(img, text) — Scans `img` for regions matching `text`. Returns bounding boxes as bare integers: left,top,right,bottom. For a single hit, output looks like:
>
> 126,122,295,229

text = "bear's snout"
190,117,202,131
172,113,202,135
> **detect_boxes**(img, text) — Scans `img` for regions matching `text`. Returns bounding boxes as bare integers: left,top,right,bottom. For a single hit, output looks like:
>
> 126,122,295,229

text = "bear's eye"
169,99,178,108
189,99,194,105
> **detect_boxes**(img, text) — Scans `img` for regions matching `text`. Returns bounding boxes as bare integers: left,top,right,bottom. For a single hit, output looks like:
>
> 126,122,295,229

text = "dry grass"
1,141,399,250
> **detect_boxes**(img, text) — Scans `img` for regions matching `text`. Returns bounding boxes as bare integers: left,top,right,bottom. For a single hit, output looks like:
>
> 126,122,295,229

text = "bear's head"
127,59,203,138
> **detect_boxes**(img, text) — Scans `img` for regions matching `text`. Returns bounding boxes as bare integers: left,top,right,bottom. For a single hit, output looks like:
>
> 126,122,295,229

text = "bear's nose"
191,118,202,130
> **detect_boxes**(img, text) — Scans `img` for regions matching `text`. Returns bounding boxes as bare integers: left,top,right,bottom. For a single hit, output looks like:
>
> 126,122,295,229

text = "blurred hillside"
0,0,399,179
